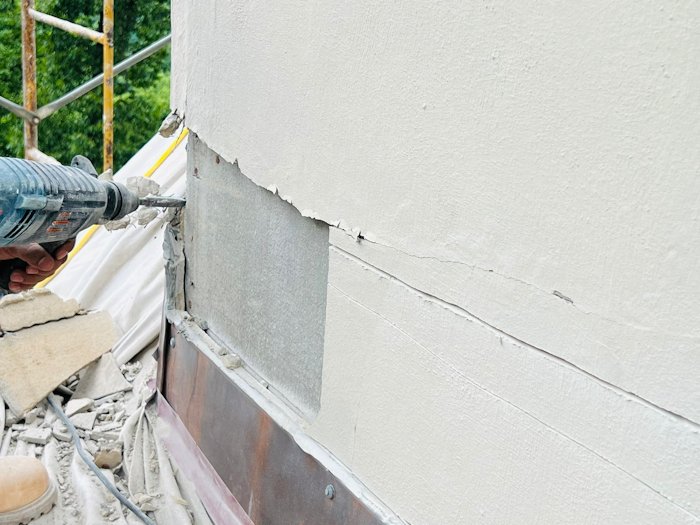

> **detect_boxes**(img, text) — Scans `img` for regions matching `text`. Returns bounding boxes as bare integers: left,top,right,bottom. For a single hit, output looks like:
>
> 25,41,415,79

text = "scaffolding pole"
102,0,114,173
3,2,170,167
21,0,37,159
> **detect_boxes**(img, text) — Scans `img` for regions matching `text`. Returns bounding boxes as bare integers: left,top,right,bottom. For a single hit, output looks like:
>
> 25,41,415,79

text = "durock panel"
184,135,329,416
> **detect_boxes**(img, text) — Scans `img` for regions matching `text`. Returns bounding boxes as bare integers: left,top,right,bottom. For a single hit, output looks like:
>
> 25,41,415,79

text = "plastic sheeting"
47,130,187,365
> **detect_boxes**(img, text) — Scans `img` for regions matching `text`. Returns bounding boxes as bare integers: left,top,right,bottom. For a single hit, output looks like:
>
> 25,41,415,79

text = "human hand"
0,239,76,293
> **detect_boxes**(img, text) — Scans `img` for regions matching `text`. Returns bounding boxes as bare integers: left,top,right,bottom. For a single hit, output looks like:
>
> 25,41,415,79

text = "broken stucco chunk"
18,427,51,445
221,354,242,370
70,411,98,431
73,353,132,401
0,311,116,416
103,218,131,231
133,493,160,513
64,397,94,417
136,207,159,226
0,289,80,332
51,421,71,442
94,442,122,469
158,111,182,138
126,176,161,198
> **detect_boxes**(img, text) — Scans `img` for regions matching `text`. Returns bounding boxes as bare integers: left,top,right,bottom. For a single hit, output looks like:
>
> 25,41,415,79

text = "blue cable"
47,396,156,525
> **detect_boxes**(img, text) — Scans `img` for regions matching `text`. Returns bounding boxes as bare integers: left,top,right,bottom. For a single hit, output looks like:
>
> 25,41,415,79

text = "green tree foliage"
0,0,170,171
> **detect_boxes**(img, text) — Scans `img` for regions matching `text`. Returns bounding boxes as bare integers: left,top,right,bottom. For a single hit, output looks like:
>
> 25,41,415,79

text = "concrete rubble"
0,290,117,416
0,288,80,332
65,397,94,417
94,442,122,469
73,353,132,401
1,349,212,524
70,411,98,431
126,176,161,199
17,427,52,445
0,290,212,524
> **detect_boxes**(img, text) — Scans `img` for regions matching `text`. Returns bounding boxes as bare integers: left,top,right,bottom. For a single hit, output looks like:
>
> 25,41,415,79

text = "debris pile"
0,289,116,416
1,347,140,516
0,291,212,524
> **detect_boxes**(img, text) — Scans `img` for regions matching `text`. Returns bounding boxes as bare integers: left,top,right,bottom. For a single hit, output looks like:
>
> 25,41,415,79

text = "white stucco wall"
172,2,700,523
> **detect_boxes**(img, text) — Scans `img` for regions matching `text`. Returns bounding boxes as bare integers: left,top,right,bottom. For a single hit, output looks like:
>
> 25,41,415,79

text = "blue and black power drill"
0,155,185,294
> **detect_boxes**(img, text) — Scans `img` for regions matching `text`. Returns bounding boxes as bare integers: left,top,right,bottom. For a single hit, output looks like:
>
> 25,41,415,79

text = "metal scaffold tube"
36,35,171,120
3,1,170,169
103,0,114,173
21,0,37,158
0,94,39,123
28,8,106,43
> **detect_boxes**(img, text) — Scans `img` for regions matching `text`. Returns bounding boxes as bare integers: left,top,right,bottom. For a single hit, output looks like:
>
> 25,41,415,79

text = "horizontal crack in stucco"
329,245,700,431
330,245,700,520
346,236,700,342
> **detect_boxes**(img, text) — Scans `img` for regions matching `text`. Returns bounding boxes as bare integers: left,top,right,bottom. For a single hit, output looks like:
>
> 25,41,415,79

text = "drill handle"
0,241,68,296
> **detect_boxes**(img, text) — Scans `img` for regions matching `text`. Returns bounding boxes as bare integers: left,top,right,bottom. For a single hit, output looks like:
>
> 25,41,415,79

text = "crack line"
335,233,700,342
329,245,700,431
328,248,700,519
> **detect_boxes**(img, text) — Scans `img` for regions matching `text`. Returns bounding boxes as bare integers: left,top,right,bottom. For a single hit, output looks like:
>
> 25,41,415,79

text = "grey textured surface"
184,135,329,416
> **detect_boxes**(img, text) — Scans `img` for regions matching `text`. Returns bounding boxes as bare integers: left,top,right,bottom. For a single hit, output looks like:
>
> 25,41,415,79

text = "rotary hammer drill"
0,155,184,294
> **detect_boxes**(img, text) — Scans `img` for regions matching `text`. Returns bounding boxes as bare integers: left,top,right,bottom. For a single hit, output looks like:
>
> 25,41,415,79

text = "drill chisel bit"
138,196,186,208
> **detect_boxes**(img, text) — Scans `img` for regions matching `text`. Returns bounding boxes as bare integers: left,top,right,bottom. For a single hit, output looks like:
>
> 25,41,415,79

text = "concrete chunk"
64,398,94,417
91,429,120,441
126,176,160,198
70,412,97,431
0,289,80,332
93,422,120,433
221,353,242,370
52,429,71,442
23,407,41,425
0,311,116,416
52,420,71,442
18,427,51,445
4,408,18,426
83,439,98,456
73,353,132,401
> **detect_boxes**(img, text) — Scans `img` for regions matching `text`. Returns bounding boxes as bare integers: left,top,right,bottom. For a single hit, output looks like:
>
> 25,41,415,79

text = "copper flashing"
159,320,388,525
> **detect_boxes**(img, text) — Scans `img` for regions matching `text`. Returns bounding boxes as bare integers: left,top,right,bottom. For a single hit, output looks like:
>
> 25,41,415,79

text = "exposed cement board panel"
184,134,329,416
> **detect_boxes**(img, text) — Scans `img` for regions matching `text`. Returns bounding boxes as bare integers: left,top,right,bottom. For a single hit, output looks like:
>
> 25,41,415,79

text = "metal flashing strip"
156,393,253,525
159,319,390,525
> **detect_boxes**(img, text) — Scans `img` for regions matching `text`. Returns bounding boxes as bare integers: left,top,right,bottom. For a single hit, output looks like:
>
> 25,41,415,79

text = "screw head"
169,337,176,348
324,484,335,500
